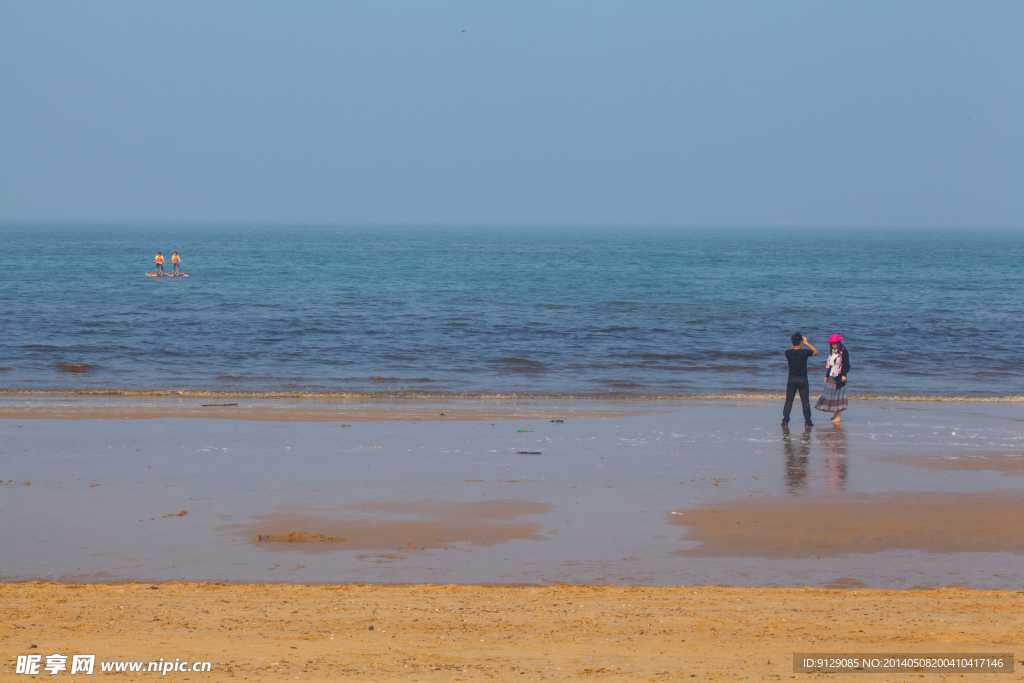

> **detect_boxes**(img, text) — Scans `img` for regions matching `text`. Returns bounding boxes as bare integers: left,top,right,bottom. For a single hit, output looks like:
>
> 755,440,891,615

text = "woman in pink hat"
815,335,850,422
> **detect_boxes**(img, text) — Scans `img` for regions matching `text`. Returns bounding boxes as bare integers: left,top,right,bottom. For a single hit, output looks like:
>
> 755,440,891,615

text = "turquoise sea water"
0,225,1021,397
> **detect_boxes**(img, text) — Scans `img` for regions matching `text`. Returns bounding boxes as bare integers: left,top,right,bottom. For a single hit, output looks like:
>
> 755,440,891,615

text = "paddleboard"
146,273,188,277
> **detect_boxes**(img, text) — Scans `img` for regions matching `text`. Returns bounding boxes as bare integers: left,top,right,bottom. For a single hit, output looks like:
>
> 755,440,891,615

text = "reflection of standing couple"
783,423,848,491
818,424,848,489
781,332,850,427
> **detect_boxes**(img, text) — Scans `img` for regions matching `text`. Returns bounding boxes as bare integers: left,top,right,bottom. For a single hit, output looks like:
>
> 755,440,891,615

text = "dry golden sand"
2,583,1021,682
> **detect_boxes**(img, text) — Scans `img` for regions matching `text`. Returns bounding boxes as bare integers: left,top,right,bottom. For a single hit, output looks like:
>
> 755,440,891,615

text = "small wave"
498,357,545,366
590,325,640,332
495,357,547,374
55,363,97,374
370,376,435,383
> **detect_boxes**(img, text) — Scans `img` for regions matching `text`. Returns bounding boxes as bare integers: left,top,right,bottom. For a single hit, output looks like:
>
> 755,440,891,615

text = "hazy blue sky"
1,1,1021,227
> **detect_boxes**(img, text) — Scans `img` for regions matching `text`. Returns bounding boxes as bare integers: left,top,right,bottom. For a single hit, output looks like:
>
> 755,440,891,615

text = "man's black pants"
783,376,811,424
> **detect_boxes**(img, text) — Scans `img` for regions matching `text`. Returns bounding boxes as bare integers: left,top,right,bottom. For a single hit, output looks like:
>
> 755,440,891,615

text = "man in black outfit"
782,331,818,427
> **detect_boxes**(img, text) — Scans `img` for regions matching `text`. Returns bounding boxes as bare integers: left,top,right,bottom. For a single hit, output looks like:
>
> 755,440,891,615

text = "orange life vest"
155,254,164,264
172,254,180,263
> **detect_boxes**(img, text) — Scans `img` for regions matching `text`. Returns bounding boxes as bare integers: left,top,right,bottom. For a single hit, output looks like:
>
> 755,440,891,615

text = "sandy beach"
2,397,1022,679
3,582,1021,681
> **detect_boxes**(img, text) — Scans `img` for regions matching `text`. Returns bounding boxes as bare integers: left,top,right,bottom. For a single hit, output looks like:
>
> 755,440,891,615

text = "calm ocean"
0,225,1021,398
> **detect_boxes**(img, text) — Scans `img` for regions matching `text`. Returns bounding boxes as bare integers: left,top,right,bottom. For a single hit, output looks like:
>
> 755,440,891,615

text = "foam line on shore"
0,389,1021,402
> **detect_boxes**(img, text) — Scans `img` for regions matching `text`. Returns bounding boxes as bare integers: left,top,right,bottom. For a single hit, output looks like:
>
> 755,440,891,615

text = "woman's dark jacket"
826,348,851,388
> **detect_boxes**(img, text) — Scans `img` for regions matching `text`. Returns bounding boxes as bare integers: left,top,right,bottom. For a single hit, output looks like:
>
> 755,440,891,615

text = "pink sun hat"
827,335,843,343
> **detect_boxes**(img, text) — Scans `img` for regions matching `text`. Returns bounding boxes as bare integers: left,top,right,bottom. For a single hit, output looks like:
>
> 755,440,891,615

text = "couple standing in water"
781,332,850,427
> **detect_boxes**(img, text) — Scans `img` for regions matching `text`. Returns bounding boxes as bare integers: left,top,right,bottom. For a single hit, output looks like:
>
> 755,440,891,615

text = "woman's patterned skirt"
815,377,848,412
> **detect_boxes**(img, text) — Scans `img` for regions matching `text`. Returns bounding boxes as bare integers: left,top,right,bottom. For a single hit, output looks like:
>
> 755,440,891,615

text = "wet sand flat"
243,500,555,552
669,490,1024,558
872,451,1024,477
1,399,1023,588
0,395,656,422
3,398,1024,681
2,582,1021,682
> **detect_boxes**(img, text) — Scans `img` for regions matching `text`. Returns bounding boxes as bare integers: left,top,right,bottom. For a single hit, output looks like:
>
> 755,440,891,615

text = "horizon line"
2,221,1022,231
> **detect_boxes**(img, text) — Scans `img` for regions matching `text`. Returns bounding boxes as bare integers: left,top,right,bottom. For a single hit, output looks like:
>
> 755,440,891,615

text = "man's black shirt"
785,348,814,377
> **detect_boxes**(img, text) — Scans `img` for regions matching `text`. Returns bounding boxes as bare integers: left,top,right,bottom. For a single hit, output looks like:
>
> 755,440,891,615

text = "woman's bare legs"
831,410,842,423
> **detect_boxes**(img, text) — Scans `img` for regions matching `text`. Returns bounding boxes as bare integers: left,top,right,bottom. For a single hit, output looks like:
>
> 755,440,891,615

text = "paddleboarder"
171,252,181,276
155,252,165,276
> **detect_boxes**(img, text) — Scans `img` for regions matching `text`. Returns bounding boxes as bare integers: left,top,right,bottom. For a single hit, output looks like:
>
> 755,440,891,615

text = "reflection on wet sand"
221,500,554,557
817,424,849,490
782,425,811,493
668,491,1024,558
782,424,849,492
